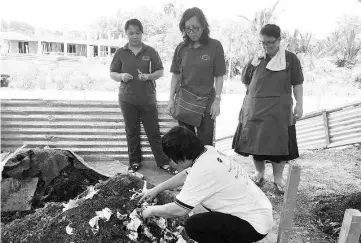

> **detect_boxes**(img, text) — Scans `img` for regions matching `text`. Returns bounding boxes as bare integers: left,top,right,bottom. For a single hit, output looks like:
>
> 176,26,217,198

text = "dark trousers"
119,101,169,167
185,212,267,243
178,112,214,146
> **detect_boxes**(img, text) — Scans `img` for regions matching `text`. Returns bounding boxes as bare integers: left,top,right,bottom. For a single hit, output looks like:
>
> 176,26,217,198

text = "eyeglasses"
126,32,142,36
185,26,202,34
259,39,279,46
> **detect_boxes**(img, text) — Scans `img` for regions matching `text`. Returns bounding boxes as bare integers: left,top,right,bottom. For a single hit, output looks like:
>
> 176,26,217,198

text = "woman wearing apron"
232,24,304,194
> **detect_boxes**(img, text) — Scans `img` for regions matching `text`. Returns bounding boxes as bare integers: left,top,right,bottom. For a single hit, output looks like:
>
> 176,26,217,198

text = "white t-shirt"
175,146,273,235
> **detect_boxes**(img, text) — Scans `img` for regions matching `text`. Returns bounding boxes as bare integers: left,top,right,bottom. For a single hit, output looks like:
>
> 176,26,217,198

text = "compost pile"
1,148,108,223
1,174,191,243
1,148,192,243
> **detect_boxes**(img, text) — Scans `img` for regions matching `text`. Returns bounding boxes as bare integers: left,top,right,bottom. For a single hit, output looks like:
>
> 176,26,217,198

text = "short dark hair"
179,7,210,45
260,24,281,39
162,126,205,163
124,19,143,33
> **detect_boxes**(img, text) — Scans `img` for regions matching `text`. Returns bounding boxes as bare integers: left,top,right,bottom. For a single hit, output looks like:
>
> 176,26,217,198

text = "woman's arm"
169,73,180,100
210,76,224,119
214,76,224,98
293,84,303,119
144,203,190,218
138,170,188,203
110,72,123,82
148,69,164,81
155,170,188,192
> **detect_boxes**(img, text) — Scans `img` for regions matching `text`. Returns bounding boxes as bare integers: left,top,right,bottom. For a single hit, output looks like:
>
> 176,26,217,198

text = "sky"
1,0,360,38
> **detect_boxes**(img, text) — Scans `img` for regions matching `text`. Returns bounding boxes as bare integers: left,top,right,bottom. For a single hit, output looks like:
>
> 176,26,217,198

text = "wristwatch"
215,94,221,100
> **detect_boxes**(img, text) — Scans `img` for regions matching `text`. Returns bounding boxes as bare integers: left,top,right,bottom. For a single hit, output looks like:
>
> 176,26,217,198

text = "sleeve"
175,167,217,210
213,41,227,77
184,168,192,175
150,48,163,72
291,53,304,86
110,50,122,73
241,60,254,85
170,43,183,74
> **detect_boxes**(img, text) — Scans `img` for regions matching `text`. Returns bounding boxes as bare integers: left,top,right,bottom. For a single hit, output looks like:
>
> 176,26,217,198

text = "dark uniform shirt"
170,38,226,111
110,43,163,105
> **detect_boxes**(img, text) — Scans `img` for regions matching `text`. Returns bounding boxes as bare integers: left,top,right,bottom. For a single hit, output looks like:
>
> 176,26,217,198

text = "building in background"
0,30,122,58
0,31,38,54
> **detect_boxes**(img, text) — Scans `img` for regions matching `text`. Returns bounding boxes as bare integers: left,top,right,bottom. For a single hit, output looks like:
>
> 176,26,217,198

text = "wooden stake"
277,164,301,243
322,110,330,147
338,209,361,243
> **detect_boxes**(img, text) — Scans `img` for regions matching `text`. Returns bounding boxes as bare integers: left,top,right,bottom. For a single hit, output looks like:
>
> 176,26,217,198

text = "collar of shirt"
251,50,274,66
182,41,209,50
123,43,148,55
193,42,208,48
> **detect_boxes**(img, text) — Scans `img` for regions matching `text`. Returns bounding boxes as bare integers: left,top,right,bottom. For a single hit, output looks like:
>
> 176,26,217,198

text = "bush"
55,71,73,90
333,15,361,68
11,68,40,90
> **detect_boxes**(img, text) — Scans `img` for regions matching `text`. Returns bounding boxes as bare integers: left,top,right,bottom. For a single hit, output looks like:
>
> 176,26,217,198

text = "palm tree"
237,0,280,32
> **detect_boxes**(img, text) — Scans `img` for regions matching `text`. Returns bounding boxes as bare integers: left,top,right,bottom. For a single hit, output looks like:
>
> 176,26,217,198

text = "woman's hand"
138,73,150,81
294,102,303,119
210,99,221,119
167,99,175,115
121,73,133,82
142,206,155,219
138,187,161,204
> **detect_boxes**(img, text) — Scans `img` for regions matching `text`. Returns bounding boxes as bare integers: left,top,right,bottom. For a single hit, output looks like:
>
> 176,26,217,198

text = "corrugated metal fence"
0,99,177,163
215,101,361,153
297,101,361,149
1,99,360,162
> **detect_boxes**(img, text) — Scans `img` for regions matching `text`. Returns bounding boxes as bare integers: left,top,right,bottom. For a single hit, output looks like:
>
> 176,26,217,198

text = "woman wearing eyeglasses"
110,19,177,175
232,24,304,194
168,7,226,146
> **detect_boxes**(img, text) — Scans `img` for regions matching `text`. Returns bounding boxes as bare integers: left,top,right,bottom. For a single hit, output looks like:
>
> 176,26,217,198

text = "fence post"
322,109,331,147
277,164,301,243
338,209,361,243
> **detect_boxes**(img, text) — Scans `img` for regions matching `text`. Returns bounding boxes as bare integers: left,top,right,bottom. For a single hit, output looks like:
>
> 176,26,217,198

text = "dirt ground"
232,145,361,243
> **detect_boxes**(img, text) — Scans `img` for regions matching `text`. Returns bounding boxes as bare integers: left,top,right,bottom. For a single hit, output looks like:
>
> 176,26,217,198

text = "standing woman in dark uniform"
168,7,226,146
110,19,177,175
232,24,304,194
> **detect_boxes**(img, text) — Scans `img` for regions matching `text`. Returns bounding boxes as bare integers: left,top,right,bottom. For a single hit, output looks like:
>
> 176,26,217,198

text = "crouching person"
138,126,273,243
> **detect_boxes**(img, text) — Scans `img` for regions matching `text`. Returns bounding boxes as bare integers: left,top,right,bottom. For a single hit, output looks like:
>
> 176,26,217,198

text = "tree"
333,15,361,67
217,1,281,82
237,0,280,33
283,29,313,54
91,16,111,40
8,20,35,35
163,2,177,18
89,3,183,62
1,19,8,31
